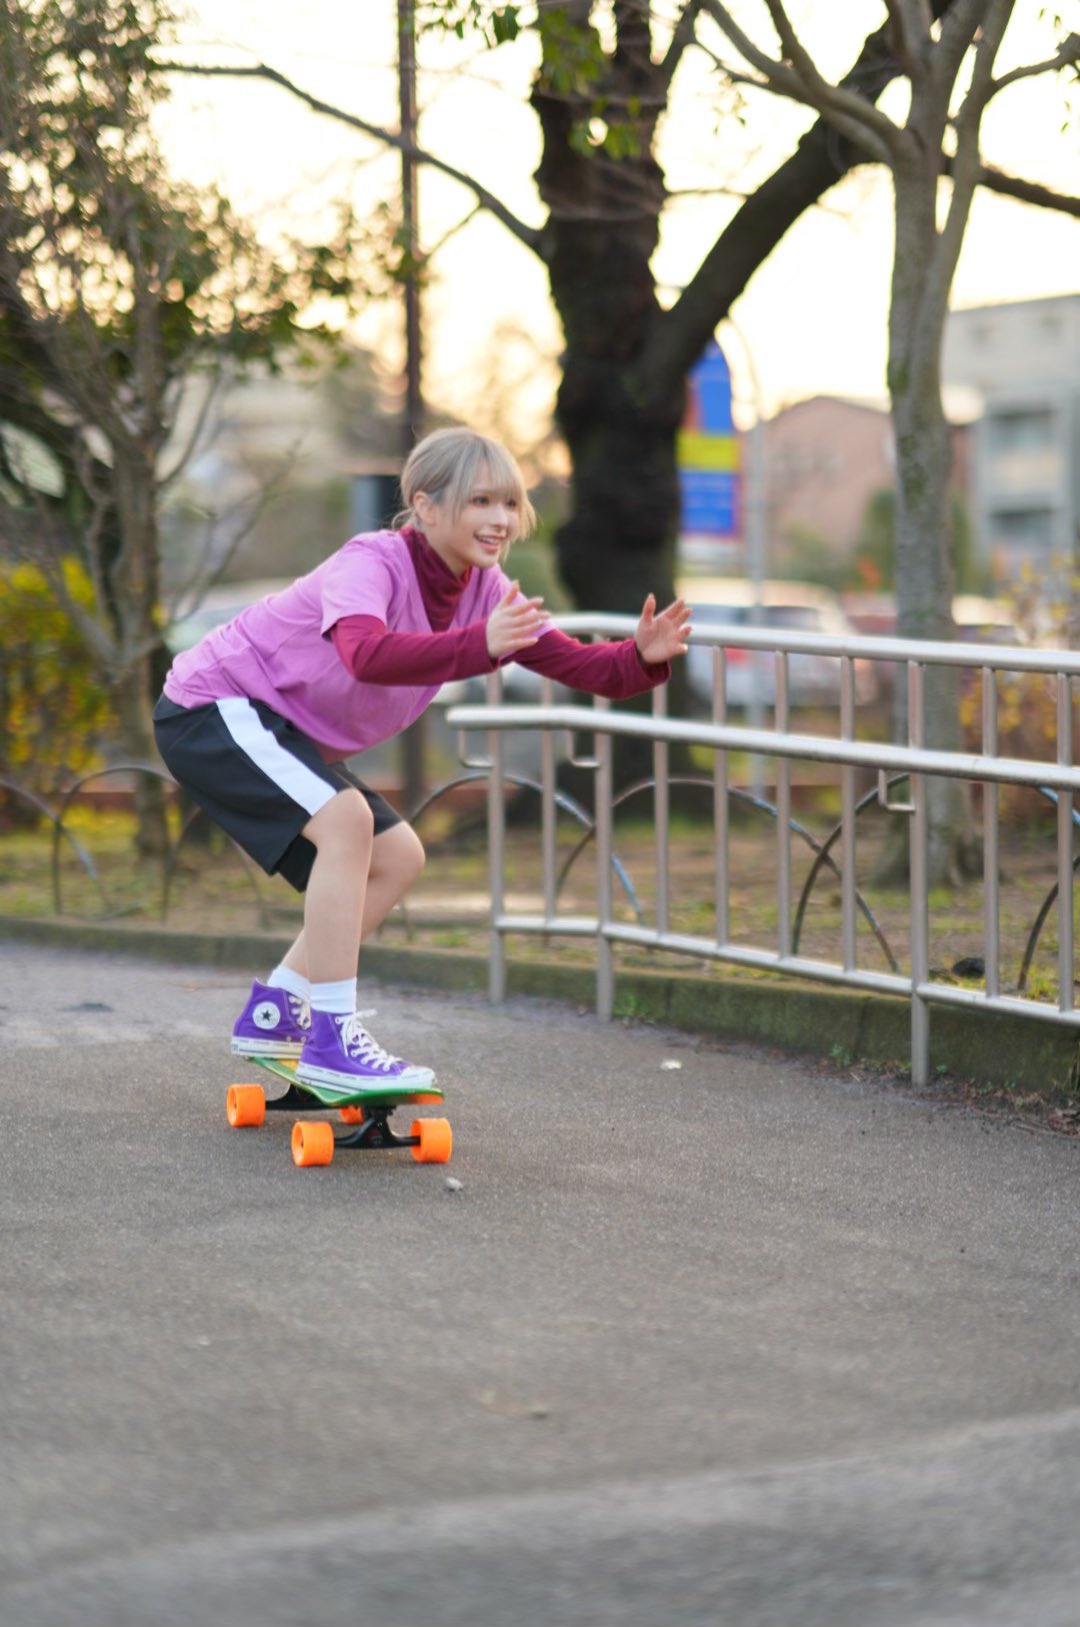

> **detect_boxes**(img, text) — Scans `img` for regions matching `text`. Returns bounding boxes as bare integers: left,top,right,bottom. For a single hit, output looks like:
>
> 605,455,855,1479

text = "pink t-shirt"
163,529,514,760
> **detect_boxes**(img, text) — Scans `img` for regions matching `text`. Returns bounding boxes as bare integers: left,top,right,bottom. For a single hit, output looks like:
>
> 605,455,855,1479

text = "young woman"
154,428,691,1096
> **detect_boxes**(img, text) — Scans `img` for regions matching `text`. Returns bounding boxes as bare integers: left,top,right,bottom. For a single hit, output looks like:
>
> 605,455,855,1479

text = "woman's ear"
413,492,434,529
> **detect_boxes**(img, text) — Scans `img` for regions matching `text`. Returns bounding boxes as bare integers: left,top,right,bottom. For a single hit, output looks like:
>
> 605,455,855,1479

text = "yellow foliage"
0,557,113,798
959,553,1078,806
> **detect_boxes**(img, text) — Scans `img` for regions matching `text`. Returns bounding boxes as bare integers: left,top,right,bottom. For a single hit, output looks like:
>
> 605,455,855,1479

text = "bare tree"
700,0,1080,882
0,0,366,852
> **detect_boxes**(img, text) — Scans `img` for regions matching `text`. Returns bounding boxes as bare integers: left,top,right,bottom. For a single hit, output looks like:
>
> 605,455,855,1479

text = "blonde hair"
398,428,536,540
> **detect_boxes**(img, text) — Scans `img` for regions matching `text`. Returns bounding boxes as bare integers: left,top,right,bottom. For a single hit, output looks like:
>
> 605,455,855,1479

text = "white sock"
267,965,311,1002
309,978,357,1016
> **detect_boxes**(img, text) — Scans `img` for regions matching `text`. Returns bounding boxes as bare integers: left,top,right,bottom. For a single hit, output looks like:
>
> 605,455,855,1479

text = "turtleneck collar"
402,524,472,632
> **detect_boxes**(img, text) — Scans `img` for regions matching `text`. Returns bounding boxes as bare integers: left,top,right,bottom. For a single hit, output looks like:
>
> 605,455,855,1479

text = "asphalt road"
2,942,1079,1626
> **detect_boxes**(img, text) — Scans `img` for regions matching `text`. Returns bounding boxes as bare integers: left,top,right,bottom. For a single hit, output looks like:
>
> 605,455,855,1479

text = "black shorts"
153,694,401,893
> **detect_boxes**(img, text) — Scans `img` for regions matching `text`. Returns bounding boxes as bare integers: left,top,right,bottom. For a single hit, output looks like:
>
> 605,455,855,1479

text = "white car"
679,578,879,710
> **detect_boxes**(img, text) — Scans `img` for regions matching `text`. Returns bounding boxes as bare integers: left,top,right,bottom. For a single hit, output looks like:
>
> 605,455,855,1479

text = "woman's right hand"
486,582,548,660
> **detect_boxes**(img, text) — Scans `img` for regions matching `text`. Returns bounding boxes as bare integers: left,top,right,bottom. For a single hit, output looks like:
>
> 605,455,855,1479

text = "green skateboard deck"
225,1056,451,1169
248,1053,443,1110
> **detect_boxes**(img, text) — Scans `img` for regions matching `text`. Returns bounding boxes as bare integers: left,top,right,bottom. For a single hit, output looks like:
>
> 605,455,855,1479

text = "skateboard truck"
262,1080,421,1151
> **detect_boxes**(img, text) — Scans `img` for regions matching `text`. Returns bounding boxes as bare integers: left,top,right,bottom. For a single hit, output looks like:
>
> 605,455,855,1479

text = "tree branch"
926,0,1012,339
883,0,929,83
637,0,1077,399
933,0,991,93
977,162,1080,218
991,32,1080,97
701,0,901,162
157,60,543,255
659,0,708,90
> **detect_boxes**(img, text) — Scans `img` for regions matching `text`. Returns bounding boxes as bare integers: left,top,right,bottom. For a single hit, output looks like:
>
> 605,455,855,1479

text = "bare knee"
374,822,425,888
401,824,425,884
303,789,374,859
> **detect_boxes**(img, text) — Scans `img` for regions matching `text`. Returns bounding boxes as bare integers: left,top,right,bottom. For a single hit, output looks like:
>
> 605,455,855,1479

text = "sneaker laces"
286,992,311,1030
335,1013,401,1073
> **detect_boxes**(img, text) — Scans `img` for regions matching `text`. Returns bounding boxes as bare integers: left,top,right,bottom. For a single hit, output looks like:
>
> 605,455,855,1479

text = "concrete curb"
3,913,1078,1096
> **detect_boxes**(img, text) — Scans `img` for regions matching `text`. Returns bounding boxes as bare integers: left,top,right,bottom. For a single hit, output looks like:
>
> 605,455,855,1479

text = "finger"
641,593,656,619
499,580,521,606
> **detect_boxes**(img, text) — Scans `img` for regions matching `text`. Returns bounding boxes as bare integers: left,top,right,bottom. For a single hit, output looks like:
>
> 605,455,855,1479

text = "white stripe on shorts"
214,697,338,818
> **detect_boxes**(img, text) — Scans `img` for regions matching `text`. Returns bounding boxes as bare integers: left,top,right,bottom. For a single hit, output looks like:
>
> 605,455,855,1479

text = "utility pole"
398,0,422,452
398,0,425,813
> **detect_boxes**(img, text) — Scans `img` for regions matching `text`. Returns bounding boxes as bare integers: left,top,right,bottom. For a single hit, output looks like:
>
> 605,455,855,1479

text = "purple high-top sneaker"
230,980,311,1057
296,1010,435,1099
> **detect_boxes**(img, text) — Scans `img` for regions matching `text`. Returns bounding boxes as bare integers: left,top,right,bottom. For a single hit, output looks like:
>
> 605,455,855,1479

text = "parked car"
678,577,879,709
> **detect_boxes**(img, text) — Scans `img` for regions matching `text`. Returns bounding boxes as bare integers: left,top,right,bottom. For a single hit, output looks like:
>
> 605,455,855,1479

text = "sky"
157,2,1080,443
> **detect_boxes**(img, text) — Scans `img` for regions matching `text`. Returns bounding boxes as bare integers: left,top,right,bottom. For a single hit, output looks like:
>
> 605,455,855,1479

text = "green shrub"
0,558,113,816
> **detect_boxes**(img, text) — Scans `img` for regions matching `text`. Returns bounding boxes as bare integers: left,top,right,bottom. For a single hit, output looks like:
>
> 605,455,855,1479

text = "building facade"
944,294,1080,578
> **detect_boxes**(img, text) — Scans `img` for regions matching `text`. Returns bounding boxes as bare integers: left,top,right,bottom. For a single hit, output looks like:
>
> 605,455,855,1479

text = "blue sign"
678,340,741,539
692,341,735,433
680,467,740,536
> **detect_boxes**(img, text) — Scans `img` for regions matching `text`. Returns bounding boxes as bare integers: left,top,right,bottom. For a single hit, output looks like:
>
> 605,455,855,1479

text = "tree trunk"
112,650,170,860
111,469,171,859
531,23,686,784
880,157,977,887
554,356,682,617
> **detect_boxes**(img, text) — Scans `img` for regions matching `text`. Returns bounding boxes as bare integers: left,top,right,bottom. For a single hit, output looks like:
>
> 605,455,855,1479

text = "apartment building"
944,294,1080,577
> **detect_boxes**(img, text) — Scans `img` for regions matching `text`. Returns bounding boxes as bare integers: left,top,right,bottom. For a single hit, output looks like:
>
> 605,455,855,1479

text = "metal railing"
448,614,1080,1085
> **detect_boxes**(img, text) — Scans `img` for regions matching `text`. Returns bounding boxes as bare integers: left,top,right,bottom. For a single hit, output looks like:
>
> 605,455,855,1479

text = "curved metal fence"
448,614,1080,1087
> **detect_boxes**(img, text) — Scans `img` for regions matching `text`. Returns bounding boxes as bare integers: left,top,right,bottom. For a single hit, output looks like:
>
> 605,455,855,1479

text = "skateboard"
226,1056,452,1169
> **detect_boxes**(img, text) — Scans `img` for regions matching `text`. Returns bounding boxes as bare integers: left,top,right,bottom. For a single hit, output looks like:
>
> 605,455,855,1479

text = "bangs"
446,441,535,536
401,428,537,538
455,447,524,509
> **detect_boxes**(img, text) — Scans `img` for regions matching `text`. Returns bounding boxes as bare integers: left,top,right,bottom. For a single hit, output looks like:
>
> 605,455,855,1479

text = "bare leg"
280,819,424,980
286,790,374,986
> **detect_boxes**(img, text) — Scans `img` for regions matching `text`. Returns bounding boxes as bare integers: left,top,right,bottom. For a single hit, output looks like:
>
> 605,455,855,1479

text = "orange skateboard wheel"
292,1120,335,1167
338,1105,366,1125
413,1092,442,1104
226,1084,265,1128
411,1117,452,1164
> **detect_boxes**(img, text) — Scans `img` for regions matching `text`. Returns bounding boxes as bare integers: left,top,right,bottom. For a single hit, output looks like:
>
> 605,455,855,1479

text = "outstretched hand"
486,581,549,660
635,594,692,665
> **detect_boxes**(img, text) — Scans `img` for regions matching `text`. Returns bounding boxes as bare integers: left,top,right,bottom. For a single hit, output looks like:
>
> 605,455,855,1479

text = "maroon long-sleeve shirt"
329,528,668,701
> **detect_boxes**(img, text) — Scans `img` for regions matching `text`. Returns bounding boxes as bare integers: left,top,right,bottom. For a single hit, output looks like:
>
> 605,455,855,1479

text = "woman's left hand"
635,594,692,665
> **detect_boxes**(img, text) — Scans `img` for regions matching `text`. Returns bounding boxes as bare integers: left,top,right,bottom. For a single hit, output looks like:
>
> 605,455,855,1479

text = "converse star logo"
253,1001,282,1030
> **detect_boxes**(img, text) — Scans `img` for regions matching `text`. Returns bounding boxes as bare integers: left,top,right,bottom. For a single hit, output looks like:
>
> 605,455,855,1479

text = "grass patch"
3,797,1077,1021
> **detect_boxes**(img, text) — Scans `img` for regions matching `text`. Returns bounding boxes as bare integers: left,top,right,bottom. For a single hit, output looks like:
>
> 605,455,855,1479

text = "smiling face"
415,471,523,578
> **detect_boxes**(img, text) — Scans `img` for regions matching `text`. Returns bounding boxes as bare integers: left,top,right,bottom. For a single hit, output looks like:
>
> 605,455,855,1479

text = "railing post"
540,678,557,922
487,708,506,1005
840,657,857,972
654,681,670,936
982,666,1000,999
596,721,615,1020
714,648,729,945
775,652,791,957
1057,672,1074,1014
908,661,930,1084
